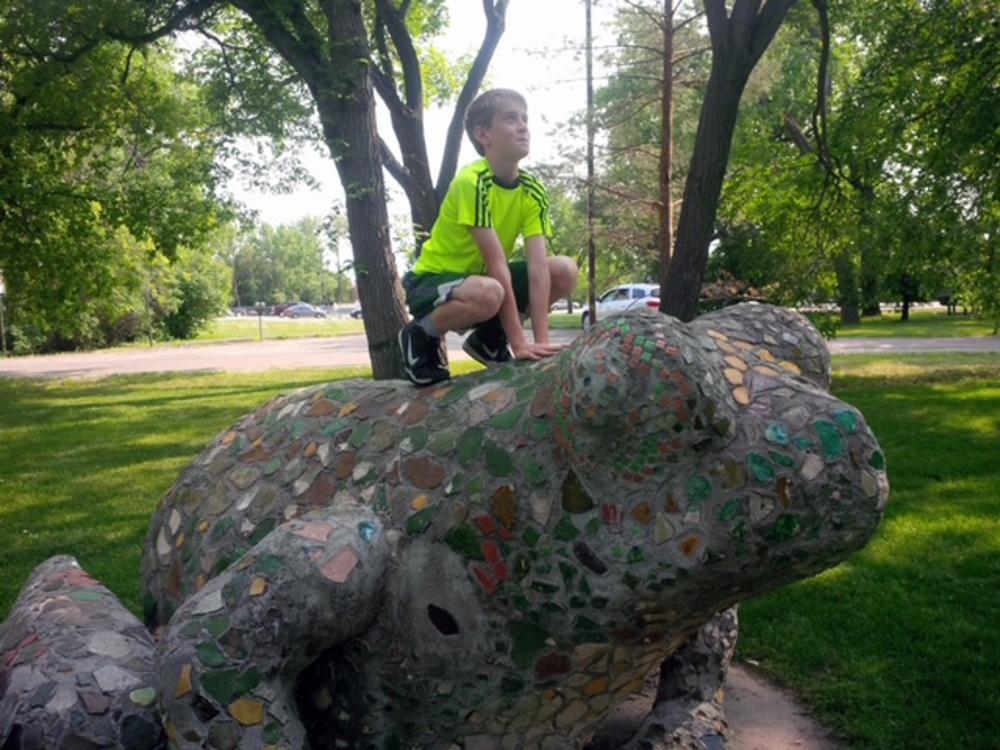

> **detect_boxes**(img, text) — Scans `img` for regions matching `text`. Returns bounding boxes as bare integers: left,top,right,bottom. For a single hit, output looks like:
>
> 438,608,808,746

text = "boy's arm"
525,235,552,345
470,228,561,361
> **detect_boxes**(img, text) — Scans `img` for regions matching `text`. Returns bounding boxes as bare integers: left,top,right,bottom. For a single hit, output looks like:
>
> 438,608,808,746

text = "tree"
571,1,709,295
661,0,800,321
230,217,347,306
2,0,511,376
159,0,510,377
0,25,228,351
373,0,509,244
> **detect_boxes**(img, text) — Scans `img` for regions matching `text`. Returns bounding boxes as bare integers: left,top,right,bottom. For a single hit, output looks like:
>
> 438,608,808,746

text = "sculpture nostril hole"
583,376,592,387
427,604,460,636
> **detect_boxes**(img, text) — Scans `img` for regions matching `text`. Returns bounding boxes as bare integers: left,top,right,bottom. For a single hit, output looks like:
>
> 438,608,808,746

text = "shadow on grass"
739,365,1000,750
0,370,360,617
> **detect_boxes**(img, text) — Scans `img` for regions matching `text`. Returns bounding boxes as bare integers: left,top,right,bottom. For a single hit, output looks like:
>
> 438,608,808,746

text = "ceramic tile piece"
411,495,430,511
561,472,595,513
292,522,333,543
406,507,436,535
484,440,515,477
723,355,747,371
228,697,265,726
529,492,553,526
129,687,157,706
492,486,518,529
800,454,824,480
630,503,653,525
814,420,845,459
320,548,359,584
654,513,674,545
249,578,268,597
402,456,447,489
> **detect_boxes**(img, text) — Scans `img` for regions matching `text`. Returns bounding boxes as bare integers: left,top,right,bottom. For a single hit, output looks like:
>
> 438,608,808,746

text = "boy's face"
475,99,530,161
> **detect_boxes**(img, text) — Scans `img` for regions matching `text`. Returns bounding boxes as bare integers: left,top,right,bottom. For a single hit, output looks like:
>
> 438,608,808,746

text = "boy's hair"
464,88,527,156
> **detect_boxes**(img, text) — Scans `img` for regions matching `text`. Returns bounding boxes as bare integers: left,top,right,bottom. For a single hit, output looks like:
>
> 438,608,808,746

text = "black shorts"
402,260,530,319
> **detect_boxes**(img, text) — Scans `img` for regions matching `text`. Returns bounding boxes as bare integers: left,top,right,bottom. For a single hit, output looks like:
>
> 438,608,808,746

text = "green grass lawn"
553,307,997,337
195,316,365,341
739,351,1000,749
0,353,997,748
837,308,996,338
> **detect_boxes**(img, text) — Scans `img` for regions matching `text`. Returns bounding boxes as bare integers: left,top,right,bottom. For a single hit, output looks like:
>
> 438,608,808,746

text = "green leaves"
0,33,228,351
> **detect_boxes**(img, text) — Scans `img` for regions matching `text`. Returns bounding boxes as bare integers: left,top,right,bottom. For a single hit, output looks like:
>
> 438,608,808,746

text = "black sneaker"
399,321,450,387
462,317,513,367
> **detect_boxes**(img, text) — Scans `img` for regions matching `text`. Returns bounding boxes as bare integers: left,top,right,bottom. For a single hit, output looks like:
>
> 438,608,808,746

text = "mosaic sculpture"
0,304,889,749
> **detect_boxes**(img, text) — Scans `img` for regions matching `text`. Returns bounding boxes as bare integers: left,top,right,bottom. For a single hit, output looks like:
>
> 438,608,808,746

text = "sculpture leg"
621,607,738,750
0,556,164,750
157,504,389,749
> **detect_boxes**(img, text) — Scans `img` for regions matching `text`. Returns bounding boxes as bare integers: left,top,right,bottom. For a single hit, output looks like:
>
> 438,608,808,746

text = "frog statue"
0,304,889,750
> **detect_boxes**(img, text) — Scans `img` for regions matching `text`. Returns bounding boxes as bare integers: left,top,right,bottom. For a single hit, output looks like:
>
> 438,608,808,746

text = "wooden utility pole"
657,0,675,295
586,0,597,326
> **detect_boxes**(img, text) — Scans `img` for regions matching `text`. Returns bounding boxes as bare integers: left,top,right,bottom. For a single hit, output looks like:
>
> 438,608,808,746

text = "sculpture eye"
427,604,460,636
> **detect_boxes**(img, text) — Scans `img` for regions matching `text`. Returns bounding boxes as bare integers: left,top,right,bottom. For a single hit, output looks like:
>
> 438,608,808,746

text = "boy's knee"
480,277,505,316
462,276,503,319
551,257,579,295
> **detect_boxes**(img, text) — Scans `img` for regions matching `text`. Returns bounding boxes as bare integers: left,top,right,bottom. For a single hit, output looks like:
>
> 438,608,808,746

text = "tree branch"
810,0,832,170
375,0,423,112
229,0,321,87
435,0,509,200
379,138,413,195
749,0,799,62
107,0,221,46
583,178,665,211
703,0,730,51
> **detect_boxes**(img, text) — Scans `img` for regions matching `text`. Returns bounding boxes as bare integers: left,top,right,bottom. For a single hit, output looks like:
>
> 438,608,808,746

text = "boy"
398,88,579,386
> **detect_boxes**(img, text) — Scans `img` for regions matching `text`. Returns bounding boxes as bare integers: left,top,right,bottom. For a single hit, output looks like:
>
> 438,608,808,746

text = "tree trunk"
858,198,881,316
660,0,798,322
833,250,861,324
656,0,675,297
661,54,750,321
317,1,406,380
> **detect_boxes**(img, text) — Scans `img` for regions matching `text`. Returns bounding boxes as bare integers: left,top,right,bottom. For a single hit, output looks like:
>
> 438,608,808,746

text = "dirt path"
726,664,839,749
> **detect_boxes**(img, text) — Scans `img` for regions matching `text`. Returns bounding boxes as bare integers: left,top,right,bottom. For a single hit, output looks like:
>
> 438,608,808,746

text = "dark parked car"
281,303,328,319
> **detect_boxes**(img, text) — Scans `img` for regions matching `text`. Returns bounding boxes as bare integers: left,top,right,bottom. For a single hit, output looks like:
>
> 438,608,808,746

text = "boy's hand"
511,340,564,361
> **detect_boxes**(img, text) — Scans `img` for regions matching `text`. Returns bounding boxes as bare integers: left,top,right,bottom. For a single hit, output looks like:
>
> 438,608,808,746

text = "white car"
581,283,660,328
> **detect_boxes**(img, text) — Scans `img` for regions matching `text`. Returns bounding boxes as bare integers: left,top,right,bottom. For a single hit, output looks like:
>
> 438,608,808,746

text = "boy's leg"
549,256,580,302
463,257,579,366
462,262,530,367
400,272,503,385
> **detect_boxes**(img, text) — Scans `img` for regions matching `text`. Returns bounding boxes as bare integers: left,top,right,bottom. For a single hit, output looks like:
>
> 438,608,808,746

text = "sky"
231,0,616,227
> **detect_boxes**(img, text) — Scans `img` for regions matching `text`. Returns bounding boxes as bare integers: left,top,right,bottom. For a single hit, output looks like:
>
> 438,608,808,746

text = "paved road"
0,330,997,380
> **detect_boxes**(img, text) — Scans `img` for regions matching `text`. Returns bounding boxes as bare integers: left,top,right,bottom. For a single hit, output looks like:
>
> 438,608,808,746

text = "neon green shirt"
414,158,553,276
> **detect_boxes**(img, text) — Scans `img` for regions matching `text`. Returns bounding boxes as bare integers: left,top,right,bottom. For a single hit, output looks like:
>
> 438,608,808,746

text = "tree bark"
661,53,750,321
661,0,799,322
833,250,861,324
315,0,407,380
860,244,882,317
